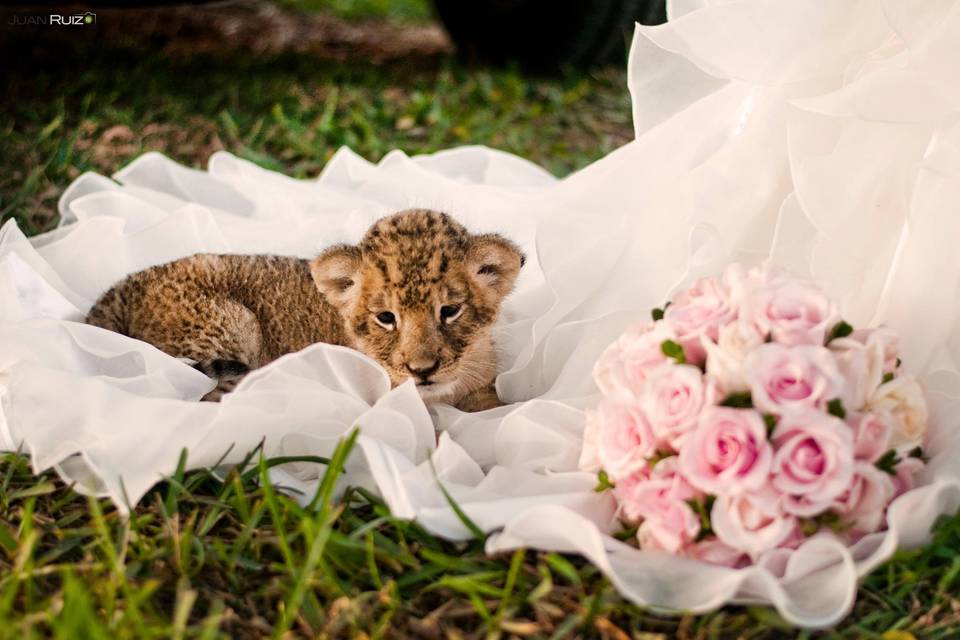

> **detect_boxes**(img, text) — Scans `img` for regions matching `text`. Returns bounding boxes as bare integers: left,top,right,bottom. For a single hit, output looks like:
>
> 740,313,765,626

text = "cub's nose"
406,359,439,382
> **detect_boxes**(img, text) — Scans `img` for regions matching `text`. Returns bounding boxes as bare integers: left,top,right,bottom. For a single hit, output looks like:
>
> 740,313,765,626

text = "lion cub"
85,209,523,411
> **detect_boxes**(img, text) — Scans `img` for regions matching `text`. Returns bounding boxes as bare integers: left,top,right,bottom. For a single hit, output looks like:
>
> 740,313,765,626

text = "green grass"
2,443,960,639
0,38,631,234
277,0,433,22
1,6,959,638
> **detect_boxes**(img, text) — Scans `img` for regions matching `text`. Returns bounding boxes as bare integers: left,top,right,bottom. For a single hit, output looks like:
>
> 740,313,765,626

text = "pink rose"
867,376,928,446
741,277,839,346
891,456,924,499
635,506,701,554
609,467,649,516
614,456,699,522
663,277,736,364
617,459,702,553
744,343,844,414
832,462,895,534
851,326,900,375
829,334,885,410
847,411,893,463
702,321,764,395
593,400,658,480
636,520,672,552
722,263,787,306
641,364,716,450
775,523,806,550
711,486,797,559
771,410,854,516
679,407,773,494
593,340,627,397
685,538,749,568
593,322,676,397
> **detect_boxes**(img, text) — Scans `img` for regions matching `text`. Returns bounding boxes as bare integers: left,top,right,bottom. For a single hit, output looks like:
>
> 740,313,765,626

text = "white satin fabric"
3,0,960,628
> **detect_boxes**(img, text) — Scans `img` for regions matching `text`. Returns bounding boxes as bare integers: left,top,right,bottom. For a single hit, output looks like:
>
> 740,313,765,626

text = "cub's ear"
310,245,362,309
465,234,524,299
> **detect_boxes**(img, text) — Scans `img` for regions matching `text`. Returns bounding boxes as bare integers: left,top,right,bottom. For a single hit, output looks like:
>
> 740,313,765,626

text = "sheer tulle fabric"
3,0,960,628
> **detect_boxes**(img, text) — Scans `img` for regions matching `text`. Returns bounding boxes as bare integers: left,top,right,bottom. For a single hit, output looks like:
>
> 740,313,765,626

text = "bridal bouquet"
581,265,928,567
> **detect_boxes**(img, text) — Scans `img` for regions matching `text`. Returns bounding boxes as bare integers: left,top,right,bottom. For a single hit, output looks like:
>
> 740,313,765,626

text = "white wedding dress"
2,0,960,628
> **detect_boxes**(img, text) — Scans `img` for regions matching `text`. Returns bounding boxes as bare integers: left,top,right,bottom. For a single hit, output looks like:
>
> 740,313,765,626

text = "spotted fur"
86,209,523,409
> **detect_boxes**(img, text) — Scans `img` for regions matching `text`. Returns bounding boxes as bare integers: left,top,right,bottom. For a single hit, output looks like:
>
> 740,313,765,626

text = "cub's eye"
374,311,397,329
440,304,463,323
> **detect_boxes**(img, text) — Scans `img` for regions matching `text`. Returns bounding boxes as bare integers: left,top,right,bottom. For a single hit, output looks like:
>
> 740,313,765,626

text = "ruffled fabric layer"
2,0,960,628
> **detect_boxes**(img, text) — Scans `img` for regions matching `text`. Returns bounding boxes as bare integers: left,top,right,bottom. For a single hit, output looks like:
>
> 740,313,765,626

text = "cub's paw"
455,385,503,412
196,359,250,402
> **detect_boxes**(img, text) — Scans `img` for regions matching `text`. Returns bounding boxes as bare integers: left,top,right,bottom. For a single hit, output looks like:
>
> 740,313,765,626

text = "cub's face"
310,209,523,404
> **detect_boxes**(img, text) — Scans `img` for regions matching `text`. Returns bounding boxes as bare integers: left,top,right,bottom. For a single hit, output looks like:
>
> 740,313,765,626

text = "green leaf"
826,320,854,344
38,114,64,142
800,518,819,537
307,428,359,515
763,414,778,436
0,525,17,556
240,455,332,484
660,339,686,364
430,452,487,542
646,450,676,469
820,510,852,534
687,495,716,541
163,447,190,517
747,606,794,630
651,301,672,321
8,482,57,501
593,469,615,493
827,398,847,419
908,446,928,463
875,449,901,475
527,572,553,603
882,372,895,384
544,553,581,585
612,524,639,542
799,510,850,536
720,392,753,408
936,555,960,596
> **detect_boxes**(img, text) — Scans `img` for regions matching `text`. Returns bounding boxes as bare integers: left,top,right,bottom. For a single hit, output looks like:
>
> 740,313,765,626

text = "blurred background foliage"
277,0,433,21
0,0,634,234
